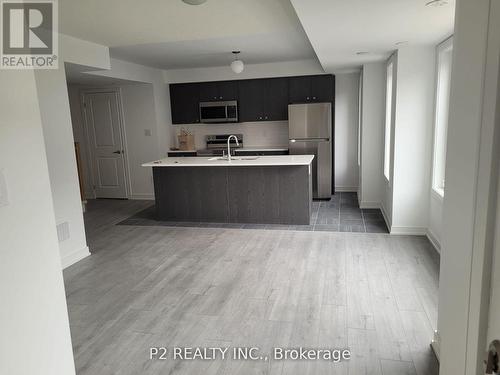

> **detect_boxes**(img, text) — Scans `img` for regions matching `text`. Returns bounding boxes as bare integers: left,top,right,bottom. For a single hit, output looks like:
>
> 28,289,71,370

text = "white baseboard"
62,246,90,269
359,201,380,209
390,226,427,235
426,229,441,254
129,195,154,200
335,186,358,192
380,204,392,232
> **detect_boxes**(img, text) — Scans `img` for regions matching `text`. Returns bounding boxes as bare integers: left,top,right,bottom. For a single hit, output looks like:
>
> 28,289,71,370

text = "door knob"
485,340,500,374
112,150,122,154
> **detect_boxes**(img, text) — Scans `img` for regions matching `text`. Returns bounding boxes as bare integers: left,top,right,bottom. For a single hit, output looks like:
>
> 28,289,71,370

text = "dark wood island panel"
152,165,312,225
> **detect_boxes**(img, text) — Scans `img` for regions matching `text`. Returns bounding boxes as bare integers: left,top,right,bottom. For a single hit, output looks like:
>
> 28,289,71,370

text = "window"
384,59,394,181
358,71,363,167
432,38,453,197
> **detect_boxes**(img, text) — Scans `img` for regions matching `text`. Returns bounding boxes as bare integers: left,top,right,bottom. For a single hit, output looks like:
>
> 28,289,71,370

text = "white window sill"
432,187,444,200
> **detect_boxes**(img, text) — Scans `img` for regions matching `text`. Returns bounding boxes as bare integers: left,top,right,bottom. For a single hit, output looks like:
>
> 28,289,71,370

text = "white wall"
120,84,160,198
89,58,172,157
335,73,360,191
28,35,112,269
390,46,435,233
60,34,110,70
0,70,75,375
359,62,385,208
35,68,90,268
165,59,325,83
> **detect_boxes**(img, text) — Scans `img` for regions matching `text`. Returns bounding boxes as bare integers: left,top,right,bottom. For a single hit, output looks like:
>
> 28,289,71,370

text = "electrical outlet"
0,168,8,207
144,129,152,136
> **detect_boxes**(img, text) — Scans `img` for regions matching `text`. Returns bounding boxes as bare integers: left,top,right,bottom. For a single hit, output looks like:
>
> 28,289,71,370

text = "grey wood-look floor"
65,199,439,375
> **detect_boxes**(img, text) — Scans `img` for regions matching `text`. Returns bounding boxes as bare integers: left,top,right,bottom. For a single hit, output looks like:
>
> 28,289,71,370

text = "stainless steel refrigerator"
288,102,332,199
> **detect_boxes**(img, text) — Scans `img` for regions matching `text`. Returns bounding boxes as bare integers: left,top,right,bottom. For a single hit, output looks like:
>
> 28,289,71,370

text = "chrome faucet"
227,135,239,161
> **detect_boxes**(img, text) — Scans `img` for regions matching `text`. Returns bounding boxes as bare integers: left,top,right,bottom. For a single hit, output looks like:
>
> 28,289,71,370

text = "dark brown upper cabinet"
169,83,200,124
238,79,263,122
288,74,334,103
238,77,289,122
310,75,334,102
199,80,238,102
169,74,334,125
263,77,289,121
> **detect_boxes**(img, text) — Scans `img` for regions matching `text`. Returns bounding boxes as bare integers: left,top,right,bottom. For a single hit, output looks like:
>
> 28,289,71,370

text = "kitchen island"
142,155,314,225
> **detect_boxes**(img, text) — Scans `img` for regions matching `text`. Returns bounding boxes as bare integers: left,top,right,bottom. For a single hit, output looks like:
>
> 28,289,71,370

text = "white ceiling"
110,32,315,70
60,0,455,73
65,63,143,86
289,0,455,72
60,0,317,70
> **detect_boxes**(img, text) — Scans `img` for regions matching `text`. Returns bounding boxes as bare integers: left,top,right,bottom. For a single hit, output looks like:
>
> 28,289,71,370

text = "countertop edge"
142,155,314,167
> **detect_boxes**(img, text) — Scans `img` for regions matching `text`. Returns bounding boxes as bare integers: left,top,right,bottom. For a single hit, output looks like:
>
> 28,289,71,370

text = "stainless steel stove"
197,134,243,156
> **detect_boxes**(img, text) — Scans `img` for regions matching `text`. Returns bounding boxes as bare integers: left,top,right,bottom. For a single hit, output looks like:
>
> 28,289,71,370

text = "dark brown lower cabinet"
152,165,312,225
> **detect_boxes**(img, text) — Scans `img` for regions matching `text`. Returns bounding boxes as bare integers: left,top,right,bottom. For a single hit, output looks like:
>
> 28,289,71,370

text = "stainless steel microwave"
199,101,238,123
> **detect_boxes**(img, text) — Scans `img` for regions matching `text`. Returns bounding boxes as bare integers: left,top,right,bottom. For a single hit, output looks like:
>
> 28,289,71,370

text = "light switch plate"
144,129,152,136
0,168,9,207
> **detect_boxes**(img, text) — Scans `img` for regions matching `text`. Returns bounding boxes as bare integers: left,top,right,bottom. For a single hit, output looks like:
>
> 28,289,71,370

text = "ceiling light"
182,0,207,5
425,0,449,7
230,51,244,74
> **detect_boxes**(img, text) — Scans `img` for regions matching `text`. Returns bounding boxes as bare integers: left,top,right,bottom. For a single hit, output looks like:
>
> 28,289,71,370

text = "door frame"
436,0,500,374
464,1,500,374
80,87,130,199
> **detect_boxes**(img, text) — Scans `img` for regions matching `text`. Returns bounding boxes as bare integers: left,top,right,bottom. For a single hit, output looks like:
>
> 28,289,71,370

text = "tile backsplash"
171,121,289,150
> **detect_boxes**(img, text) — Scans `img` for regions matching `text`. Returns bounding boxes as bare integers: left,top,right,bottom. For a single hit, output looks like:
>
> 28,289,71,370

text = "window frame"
432,37,454,199
383,56,395,183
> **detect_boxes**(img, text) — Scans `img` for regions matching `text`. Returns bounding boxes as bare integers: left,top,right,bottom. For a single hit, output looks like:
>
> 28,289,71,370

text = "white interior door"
83,91,128,199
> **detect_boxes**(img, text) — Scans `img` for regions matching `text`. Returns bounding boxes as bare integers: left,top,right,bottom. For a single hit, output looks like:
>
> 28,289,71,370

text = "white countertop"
236,146,289,151
142,155,314,167
168,146,289,153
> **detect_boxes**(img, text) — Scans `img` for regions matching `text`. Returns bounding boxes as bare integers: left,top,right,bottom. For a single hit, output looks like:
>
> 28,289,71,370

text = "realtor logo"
1,0,58,69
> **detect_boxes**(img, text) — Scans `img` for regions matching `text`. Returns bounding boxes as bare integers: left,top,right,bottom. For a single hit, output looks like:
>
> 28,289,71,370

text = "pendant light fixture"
230,51,244,74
